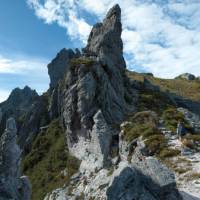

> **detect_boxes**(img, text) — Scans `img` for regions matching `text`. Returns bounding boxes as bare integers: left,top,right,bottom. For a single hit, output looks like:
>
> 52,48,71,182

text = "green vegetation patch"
138,89,174,114
162,108,192,133
182,134,200,150
144,135,167,156
70,57,95,68
158,148,181,159
127,71,200,102
22,119,80,200
122,111,182,159
122,111,161,142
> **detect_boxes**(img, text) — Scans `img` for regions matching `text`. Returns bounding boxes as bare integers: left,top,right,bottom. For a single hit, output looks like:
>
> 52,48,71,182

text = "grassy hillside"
22,119,80,200
127,71,200,102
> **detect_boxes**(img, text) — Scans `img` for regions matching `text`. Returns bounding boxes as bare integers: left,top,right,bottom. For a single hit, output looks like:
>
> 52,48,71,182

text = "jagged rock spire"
84,4,126,70
0,118,31,200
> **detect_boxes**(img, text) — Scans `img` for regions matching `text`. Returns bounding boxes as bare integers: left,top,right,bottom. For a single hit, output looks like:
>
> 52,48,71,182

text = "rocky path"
159,126,200,199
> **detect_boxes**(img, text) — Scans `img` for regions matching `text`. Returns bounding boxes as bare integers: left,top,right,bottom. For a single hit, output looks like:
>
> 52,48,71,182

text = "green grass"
22,119,80,200
122,111,161,142
127,71,200,102
162,108,192,133
122,111,182,159
70,57,95,68
158,148,180,159
144,135,167,156
138,90,173,114
182,134,200,150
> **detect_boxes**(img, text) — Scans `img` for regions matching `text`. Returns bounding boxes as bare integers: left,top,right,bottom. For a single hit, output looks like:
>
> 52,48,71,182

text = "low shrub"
144,135,167,155
159,148,180,159
162,108,192,133
70,57,95,68
123,111,161,143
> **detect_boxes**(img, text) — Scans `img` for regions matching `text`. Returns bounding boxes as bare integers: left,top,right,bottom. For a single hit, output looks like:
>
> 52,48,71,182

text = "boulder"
176,73,196,81
107,150,182,200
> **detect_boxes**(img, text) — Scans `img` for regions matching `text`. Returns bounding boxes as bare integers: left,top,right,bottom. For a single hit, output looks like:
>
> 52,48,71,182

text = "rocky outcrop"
178,107,200,133
43,5,182,200
0,87,49,151
107,160,181,200
59,5,136,167
131,148,181,200
176,73,196,81
0,118,31,200
48,48,80,90
44,148,182,200
47,48,81,119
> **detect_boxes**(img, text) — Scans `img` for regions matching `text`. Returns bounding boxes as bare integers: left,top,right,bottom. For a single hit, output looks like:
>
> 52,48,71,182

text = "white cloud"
27,0,200,78
0,54,49,102
0,89,10,103
0,55,48,75
27,0,92,43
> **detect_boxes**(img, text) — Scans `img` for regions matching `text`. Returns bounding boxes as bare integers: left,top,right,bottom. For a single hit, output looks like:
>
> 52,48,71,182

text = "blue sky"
0,0,200,102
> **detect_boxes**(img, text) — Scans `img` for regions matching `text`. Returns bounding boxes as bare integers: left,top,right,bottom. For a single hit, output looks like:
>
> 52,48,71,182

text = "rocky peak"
6,86,38,106
176,73,196,81
57,4,137,171
84,4,125,70
0,86,39,135
48,48,80,89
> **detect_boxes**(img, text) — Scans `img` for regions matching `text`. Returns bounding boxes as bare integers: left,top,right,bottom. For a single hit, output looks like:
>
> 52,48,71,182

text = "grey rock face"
178,107,200,133
131,148,181,200
84,4,125,70
47,48,81,119
0,118,31,200
18,94,49,152
48,48,78,90
89,110,113,167
176,73,196,81
84,4,126,112
107,160,182,200
60,5,136,162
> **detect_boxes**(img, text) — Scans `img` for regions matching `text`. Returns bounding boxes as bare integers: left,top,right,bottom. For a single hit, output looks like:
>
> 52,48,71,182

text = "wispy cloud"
27,0,200,78
0,89,10,103
0,54,48,75
0,54,49,102
27,0,92,43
